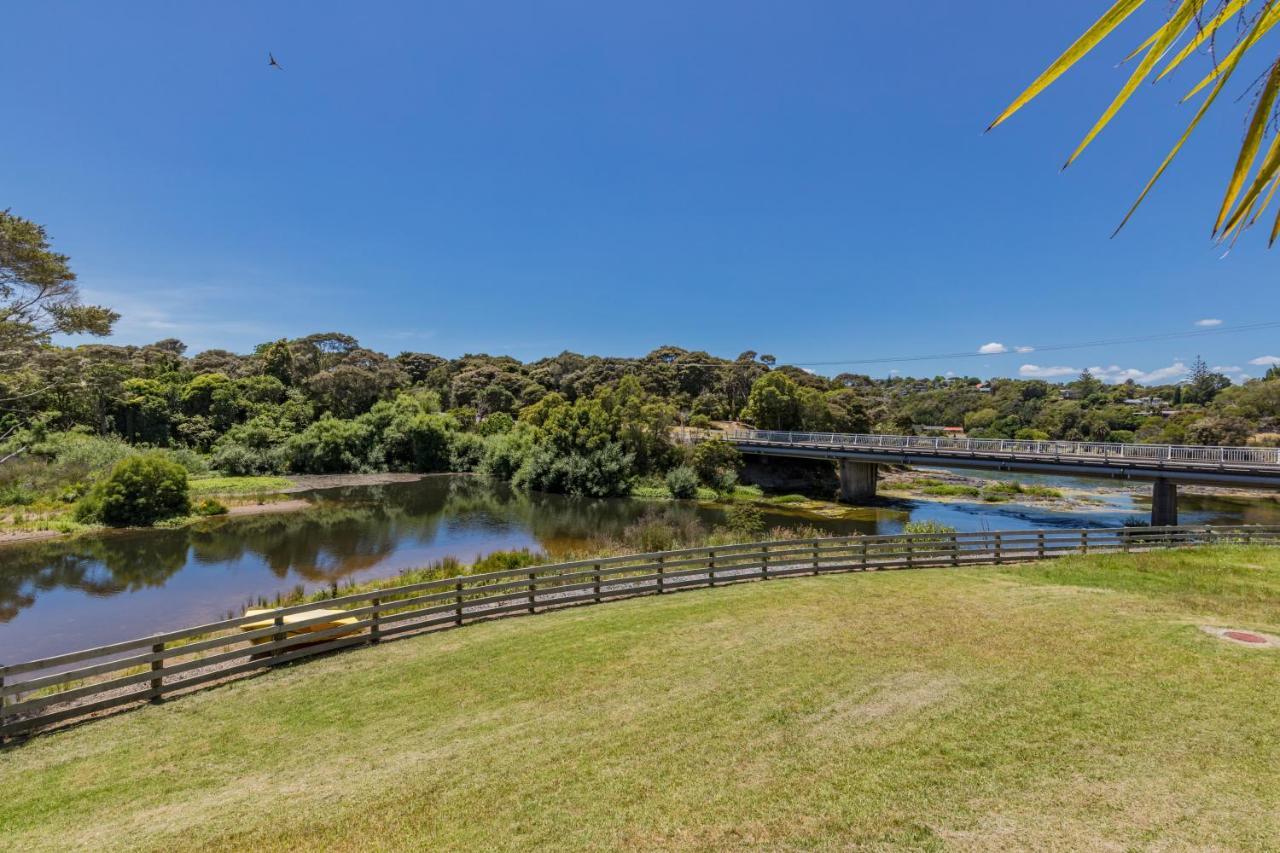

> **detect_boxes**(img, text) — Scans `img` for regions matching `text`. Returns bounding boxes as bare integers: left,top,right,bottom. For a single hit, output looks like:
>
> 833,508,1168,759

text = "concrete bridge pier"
838,460,878,503
1151,479,1178,526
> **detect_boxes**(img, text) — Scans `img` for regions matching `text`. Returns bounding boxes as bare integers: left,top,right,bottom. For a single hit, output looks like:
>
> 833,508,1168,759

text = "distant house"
973,382,992,393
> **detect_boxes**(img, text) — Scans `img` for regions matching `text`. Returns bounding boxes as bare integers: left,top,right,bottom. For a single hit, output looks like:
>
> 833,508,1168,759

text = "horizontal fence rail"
677,428,1280,470
3,524,1278,740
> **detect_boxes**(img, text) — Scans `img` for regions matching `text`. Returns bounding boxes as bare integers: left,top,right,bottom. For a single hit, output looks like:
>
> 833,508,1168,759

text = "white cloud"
1212,365,1243,374
1018,361,1189,384
1018,364,1078,378
978,342,1008,354
1195,318,1223,327
1014,346,1034,353
1249,355,1280,366
1090,362,1187,384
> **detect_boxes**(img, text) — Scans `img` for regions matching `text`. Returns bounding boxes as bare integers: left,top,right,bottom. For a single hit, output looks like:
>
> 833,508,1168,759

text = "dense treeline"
5,332,1280,497
5,209,1280,506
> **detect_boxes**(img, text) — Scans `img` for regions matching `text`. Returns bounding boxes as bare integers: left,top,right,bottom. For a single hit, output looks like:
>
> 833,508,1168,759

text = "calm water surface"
2,472,1278,662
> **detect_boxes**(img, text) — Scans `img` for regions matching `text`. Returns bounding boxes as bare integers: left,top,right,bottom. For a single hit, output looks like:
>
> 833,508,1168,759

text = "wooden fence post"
657,556,665,594
527,573,537,614
371,598,382,644
950,534,959,568
761,544,770,580
1,673,8,745
812,540,820,575
454,582,464,627
272,614,285,661
593,563,602,603
1081,530,1089,555
994,532,1003,565
150,642,164,704
859,539,868,571
906,537,915,569
708,551,716,587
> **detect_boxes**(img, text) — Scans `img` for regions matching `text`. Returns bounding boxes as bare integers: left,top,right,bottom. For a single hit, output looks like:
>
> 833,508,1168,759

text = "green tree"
1184,356,1232,406
285,416,380,473
1,211,117,384
741,373,802,430
691,438,743,488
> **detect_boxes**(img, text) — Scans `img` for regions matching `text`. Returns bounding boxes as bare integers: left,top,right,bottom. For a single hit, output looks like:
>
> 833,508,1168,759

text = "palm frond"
991,0,1280,247
987,0,1148,131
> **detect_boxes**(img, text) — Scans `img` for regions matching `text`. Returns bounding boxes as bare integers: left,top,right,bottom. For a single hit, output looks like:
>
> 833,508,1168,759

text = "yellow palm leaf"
1251,176,1280,227
1218,133,1280,238
1214,60,1280,234
1112,68,1236,235
1184,1,1280,102
1065,0,1205,168
1155,0,1250,81
987,0,1148,131
1122,26,1161,62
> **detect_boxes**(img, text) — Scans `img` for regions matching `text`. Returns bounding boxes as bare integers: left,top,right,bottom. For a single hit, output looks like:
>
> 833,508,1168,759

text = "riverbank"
0,473,429,546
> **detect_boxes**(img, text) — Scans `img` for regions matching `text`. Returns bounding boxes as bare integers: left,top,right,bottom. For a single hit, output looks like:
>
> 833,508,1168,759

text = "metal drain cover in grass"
1201,626,1279,648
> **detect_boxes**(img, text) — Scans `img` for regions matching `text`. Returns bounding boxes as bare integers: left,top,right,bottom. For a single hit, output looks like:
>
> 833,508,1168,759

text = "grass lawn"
4,547,1280,850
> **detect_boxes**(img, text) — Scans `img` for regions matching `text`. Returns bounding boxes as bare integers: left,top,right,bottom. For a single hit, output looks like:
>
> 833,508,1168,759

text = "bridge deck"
690,430,1280,489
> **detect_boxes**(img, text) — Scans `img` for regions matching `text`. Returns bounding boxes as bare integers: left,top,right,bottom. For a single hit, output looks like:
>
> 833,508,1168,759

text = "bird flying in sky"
268,52,283,70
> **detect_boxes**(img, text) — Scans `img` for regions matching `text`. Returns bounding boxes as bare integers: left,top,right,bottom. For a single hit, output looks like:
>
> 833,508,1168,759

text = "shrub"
630,484,671,499
513,443,634,498
902,520,956,535
664,465,700,499
0,484,34,506
478,427,536,482
902,520,957,541
471,549,544,573
285,416,380,473
478,412,514,436
724,503,765,537
76,453,190,527
616,508,706,553
210,441,286,476
449,431,487,472
691,439,743,486
192,497,229,516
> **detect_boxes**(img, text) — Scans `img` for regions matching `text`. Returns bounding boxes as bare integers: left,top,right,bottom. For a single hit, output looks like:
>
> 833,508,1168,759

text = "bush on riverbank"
75,453,190,527
664,465,700,499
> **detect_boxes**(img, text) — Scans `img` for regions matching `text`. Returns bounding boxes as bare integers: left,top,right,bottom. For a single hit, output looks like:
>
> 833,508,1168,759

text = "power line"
665,320,1280,370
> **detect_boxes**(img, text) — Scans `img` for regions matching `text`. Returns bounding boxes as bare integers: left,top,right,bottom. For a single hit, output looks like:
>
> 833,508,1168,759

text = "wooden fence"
3,524,1278,740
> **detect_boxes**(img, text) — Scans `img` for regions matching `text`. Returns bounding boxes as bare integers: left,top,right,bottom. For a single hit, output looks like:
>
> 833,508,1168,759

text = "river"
2,471,1278,663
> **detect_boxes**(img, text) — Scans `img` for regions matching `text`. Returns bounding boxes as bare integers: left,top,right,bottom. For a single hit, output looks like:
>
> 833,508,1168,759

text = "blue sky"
4,1,1278,382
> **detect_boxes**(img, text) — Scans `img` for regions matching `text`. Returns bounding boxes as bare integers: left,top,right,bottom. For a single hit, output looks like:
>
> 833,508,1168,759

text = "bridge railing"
677,429,1280,468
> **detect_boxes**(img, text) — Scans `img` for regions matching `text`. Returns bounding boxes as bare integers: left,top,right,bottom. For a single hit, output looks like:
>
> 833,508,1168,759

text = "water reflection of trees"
0,530,190,621
0,473,1021,625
